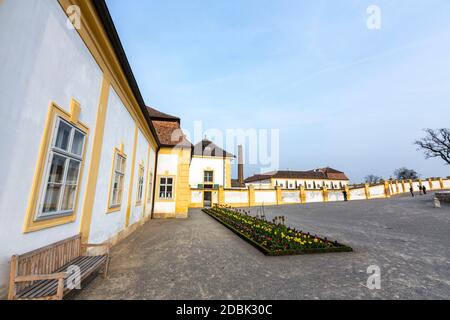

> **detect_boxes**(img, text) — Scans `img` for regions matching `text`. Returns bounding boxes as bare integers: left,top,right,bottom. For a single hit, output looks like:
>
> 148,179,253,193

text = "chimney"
238,145,244,185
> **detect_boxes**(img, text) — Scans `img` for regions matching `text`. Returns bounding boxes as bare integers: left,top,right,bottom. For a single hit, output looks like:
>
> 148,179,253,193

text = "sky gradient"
106,0,450,182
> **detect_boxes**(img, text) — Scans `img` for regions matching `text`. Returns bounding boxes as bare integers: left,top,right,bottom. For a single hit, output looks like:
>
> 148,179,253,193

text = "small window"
109,152,126,208
159,177,174,199
204,171,214,183
38,118,85,219
136,164,145,204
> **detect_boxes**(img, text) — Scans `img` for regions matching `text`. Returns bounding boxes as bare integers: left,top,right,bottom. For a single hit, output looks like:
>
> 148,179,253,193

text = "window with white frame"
38,117,85,219
136,164,145,204
204,170,213,183
109,152,126,208
159,177,173,199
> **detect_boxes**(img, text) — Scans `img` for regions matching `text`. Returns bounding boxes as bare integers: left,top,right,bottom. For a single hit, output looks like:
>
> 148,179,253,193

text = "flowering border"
203,206,352,256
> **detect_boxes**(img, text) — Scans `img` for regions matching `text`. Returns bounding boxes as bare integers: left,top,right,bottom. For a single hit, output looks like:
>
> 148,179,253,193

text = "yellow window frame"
135,162,145,206
106,145,127,214
23,100,89,233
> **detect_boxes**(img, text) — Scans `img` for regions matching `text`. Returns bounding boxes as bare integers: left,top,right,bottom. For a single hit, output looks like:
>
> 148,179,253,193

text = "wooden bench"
8,234,110,300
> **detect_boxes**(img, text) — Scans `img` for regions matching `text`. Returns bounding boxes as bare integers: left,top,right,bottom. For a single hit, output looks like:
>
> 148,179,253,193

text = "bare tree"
415,128,450,165
393,167,419,180
364,174,382,184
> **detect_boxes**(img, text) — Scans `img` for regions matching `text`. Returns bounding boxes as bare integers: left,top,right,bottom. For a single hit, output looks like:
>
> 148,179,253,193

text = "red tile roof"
244,167,349,183
146,107,191,148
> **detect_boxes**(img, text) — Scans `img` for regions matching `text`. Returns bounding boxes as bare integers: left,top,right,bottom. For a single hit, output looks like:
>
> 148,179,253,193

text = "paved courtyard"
73,193,450,300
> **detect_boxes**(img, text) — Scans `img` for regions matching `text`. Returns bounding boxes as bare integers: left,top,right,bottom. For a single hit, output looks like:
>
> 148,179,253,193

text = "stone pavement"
73,193,450,300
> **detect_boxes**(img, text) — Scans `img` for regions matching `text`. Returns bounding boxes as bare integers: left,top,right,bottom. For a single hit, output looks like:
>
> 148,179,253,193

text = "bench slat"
17,256,107,299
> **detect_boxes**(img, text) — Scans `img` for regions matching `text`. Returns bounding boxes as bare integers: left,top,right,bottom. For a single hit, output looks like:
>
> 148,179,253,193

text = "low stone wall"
189,178,450,208
436,192,450,203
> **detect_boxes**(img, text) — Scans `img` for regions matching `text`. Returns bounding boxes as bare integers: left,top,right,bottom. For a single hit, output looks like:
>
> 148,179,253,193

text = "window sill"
107,205,122,214
23,214,77,234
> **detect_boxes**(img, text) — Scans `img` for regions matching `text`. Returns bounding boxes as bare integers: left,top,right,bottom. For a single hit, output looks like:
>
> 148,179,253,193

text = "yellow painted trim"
23,101,90,233
175,148,191,214
125,125,138,227
364,183,371,199
225,159,231,188
275,186,282,205
248,186,255,207
142,145,152,217
78,76,110,242
323,186,329,202
106,146,127,214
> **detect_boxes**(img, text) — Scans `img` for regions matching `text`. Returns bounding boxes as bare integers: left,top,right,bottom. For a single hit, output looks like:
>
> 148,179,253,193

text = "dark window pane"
66,160,80,184
55,120,72,151
48,154,66,183
71,130,85,156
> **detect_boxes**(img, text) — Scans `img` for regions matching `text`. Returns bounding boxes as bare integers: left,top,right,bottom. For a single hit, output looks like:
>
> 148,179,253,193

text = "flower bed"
203,205,352,256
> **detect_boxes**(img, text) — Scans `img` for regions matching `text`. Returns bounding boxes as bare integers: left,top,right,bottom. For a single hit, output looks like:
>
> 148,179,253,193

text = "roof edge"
91,0,161,147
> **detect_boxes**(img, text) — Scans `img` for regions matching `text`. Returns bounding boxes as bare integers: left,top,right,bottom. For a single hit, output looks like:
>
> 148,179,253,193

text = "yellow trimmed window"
204,170,214,183
109,150,126,210
37,117,86,219
159,177,174,199
136,164,145,205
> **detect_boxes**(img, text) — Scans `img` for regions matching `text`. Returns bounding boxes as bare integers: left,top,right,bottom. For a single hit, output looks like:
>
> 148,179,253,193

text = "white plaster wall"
443,179,450,189
0,0,103,297
328,191,344,202
246,180,271,189
88,87,135,244
189,157,225,187
370,185,386,198
274,179,348,190
225,191,248,204
128,129,151,226
432,181,441,189
154,202,176,213
191,191,203,204
281,191,299,203
412,182,421,191
397,184,404,193
350,188,366,200
212,191,219,204
255,191,277,204
305,191,324,203
154,154,178,214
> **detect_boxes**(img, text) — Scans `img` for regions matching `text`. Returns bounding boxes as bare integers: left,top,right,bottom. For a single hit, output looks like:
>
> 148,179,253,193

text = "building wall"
0,0,104,297
189,156,231,187
154,152,178,215
193,178,450,209
0,0,160,298
272,178,349,190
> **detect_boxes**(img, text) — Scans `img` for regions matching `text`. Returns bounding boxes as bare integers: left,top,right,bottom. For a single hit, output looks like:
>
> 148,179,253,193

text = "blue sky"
106,0,450,182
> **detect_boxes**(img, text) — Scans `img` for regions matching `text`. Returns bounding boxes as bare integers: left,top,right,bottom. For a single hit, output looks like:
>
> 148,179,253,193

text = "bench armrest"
15,272,68,283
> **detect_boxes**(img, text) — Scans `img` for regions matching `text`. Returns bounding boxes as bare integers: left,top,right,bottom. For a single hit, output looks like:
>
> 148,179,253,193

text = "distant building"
244,168,350,190
147,107,192,218
189,139,235,207
189,139,235,189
